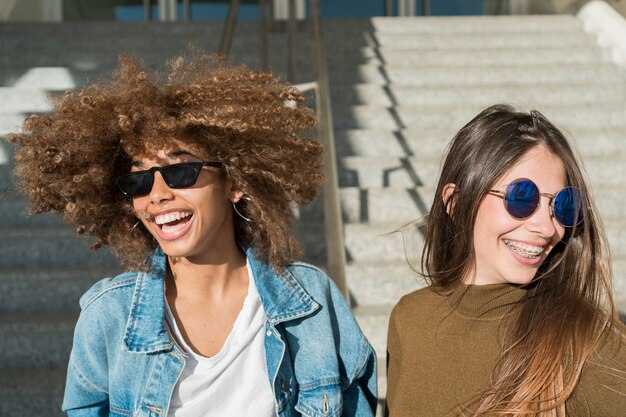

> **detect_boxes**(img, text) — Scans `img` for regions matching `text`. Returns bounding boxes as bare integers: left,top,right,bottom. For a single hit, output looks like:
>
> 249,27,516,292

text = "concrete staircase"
329,15,626,411
1,14,626,417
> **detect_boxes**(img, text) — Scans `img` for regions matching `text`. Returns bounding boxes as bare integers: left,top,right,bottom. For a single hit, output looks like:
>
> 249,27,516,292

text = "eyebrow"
131,150,200,168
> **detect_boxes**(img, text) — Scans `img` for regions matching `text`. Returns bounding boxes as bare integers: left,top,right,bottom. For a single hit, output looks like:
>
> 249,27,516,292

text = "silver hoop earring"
132,221,141,230
233,201,252,222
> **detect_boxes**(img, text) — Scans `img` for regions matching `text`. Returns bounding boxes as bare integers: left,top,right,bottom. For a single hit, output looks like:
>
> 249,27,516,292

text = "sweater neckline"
447,282,528,319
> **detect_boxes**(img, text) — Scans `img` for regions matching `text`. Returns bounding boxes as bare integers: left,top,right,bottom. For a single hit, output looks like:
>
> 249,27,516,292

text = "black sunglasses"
116,161,224,198
489,178,584,228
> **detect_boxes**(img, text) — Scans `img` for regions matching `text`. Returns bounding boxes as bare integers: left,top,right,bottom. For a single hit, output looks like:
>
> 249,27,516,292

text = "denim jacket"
62,248,377,417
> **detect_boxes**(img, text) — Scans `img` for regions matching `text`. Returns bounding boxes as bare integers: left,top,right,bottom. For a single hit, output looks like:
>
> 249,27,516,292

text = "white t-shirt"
165,261,277,417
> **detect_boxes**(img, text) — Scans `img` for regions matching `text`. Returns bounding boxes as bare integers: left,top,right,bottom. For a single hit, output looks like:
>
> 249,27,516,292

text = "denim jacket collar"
249,250,319,325
123,247,319,353
123,248,172,353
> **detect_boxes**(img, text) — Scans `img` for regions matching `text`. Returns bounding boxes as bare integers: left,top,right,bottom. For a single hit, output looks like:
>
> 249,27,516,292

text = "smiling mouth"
503,239,545,259
154,211,193,234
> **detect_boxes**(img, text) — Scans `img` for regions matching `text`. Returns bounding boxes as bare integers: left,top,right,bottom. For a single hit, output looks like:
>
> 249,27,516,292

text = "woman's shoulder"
78,270,139,311
284,261,335,293
71,271,142,354
568,323,626,416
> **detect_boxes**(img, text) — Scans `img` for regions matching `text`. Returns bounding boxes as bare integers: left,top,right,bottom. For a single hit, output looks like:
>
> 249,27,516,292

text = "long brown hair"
422,104,623,415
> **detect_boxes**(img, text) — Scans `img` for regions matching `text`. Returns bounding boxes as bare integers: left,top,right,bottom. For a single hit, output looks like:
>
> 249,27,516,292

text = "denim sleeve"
342,345,378,417
326,279,378,417
62,303,110,415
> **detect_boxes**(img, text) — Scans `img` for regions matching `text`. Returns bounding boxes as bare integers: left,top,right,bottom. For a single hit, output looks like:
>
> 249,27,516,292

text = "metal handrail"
386,0,431,16
309,0,349,301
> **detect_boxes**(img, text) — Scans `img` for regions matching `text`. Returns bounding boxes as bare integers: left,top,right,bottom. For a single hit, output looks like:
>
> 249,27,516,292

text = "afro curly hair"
6,52,324,271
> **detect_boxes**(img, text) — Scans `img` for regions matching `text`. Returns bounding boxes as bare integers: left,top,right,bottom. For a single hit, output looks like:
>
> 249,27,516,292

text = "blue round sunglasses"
489,178,584,228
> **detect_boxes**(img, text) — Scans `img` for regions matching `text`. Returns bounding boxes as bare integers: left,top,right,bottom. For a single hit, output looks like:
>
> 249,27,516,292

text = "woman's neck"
166,244,248,303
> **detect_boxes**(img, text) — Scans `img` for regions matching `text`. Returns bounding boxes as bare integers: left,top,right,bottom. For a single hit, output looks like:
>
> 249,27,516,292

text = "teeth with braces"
154,211,192,225
503,239,545,259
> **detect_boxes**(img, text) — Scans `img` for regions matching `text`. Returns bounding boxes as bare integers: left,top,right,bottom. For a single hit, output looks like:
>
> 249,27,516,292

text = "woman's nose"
149,171,174,204
527,196,559,237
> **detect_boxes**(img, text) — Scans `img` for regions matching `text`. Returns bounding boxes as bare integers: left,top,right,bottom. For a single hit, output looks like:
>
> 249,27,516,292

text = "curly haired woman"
7,52,377,417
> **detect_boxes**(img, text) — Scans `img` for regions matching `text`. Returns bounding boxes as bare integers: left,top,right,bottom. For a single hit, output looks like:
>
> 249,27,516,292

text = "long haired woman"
386,104,625,416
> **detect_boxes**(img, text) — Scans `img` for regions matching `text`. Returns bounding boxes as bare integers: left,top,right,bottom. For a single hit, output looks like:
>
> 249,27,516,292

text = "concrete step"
372,46,603,67
0,88,53,113
0,21,237,37
0,43,319,70
0,193,64,227
0,267,119,313
371,31,594,50
330,83,625,107
330,63,623,87
370,15,582,33
347,262,425,307
0,228,118,268
0,58,317,90
0,313,76,368
0,113,26,137
354,305,391,366
0,16,580,42
4,68,76,92
2,53,614,91
334,127,626,159
338,155,626,189
0,45,604,84
332,103,626,131
0,367,65,417
0,165,14,191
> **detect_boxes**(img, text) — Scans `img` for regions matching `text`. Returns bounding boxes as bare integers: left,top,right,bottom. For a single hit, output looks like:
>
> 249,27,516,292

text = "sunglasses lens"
554,187,584,227
504,179,540,219
162,163,202,189
117,172,153,197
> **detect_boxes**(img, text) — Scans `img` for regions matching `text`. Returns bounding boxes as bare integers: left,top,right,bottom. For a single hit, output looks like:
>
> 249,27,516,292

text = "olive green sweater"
386,284,626,417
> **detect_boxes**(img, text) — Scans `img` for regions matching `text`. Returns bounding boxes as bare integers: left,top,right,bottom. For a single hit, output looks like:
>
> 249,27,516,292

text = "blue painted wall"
115,0,485,21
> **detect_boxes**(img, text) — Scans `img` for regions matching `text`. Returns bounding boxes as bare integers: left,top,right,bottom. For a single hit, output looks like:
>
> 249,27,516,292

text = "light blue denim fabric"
62,247,377,417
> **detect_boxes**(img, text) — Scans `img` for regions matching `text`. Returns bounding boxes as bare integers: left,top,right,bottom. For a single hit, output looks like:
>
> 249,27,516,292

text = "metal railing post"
144,0,151,21
259,0,270,70
287,0,296,82
309,0,349,302
398,0,415,16
220,0,240,55
423,0,431,16
157,0,177,21
183,0,191,21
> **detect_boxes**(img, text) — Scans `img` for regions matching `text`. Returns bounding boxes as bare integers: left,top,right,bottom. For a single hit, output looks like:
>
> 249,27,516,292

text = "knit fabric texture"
386,283,626,416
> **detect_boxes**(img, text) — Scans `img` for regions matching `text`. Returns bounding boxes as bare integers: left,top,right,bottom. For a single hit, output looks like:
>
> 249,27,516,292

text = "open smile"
503,239,545,260
152,210,194,241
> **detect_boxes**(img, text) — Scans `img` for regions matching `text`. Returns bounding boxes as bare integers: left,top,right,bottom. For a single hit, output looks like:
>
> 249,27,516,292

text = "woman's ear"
442,183,457,217
229,182,245,204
